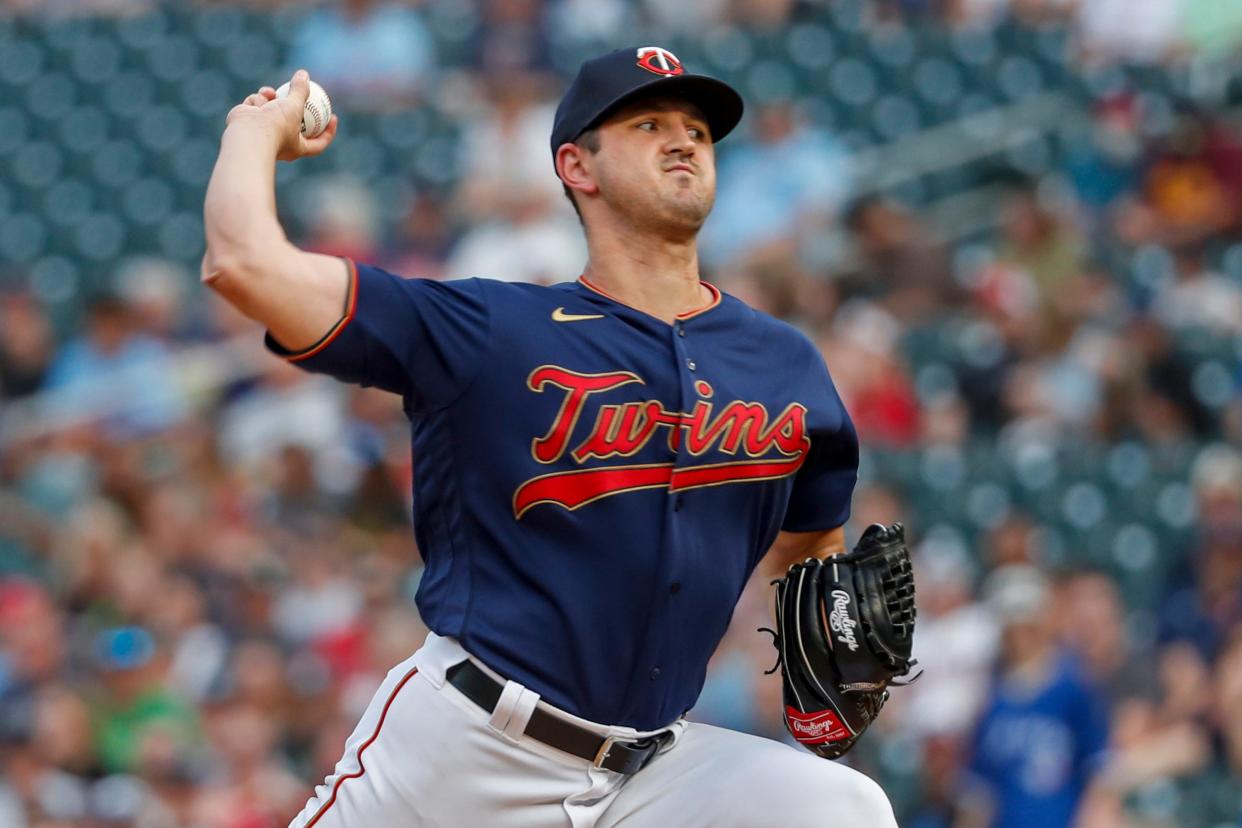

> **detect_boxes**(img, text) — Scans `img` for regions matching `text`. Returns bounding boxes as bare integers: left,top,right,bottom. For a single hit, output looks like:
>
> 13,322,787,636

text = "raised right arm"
202,70,346,351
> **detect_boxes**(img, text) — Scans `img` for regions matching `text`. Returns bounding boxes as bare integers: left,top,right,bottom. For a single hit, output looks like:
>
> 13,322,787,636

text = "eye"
688,126,704,139
637,121,657,132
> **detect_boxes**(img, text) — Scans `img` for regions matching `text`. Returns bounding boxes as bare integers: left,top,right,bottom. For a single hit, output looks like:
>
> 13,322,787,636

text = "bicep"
762,525,845,577
206,244,349,352
254,248,351,352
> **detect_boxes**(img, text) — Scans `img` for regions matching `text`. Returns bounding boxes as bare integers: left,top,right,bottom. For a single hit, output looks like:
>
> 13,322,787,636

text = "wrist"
223,118,285,154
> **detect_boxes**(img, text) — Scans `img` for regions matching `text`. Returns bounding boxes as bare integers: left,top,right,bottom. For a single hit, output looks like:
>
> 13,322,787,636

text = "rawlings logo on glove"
763,523,919,760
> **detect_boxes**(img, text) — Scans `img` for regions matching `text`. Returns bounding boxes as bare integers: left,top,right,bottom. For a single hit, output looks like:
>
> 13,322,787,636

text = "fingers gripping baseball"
225,70,338,162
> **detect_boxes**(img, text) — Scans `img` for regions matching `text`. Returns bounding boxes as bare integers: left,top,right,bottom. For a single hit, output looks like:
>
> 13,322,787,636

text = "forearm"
763,526,846,576
203,123,289,285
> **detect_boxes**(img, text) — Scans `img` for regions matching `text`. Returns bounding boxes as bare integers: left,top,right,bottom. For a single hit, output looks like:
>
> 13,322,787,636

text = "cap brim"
580,74,744,145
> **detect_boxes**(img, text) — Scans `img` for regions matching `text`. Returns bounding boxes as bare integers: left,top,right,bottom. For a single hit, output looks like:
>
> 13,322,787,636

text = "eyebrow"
620,100,709,124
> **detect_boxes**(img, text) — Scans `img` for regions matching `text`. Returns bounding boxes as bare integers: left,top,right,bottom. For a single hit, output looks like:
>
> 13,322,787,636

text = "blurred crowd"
2,1,1242,827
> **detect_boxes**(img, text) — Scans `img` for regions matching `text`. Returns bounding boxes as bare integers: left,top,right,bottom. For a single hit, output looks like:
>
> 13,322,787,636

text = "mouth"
665,164,694,174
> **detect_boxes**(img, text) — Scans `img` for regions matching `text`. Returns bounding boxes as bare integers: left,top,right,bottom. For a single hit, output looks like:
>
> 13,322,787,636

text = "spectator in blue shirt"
967,566,1111,828
287,0,435,111
700,101,851,267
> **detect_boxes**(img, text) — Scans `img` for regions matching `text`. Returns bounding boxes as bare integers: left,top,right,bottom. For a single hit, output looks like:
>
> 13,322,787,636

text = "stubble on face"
592,99,716,239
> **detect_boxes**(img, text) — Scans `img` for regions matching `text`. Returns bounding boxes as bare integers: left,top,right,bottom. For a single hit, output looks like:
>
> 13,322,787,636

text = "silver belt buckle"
592,735,617,768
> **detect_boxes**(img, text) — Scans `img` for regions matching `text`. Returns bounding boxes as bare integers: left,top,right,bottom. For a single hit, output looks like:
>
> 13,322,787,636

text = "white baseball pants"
289,633,897,828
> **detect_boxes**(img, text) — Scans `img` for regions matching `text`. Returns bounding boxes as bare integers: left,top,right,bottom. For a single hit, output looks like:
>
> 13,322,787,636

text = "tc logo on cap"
636,46,684,77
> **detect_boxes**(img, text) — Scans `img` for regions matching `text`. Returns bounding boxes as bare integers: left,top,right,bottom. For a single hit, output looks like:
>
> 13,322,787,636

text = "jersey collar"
577,276,722,322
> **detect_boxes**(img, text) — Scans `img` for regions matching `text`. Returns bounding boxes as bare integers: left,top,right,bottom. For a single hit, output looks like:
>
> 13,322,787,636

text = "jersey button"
677,325,686,337
650,667,662,679
672,495,683,511
669,582,681,595
686,359,696,371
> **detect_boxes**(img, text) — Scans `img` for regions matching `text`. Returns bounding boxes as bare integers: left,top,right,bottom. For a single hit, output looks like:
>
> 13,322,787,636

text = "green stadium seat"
58,106,111,157
26,72,77,122
69,35,122,86
1061,481,1106,530
90,139,144,189
1106,442,1152,489
135,105,190,153
223,33,280,84
0,106,30,156
73,213,126,262
865,25,917,70
0,213,48,264
145,36,201,83
995,55,1045,101
170,139,218,188
113,9,171,51
103,71,158,118
156,213,205,262
784,23,836,71
829,58,878,107
913,57,963,107
183,70,234,123
43,178,94,228
192,5,248,50
950,26,999,68
121,178,176,227
13,140,64,191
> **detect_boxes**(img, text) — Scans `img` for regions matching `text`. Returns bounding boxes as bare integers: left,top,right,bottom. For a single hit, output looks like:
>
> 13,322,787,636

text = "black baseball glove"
765,523,919,759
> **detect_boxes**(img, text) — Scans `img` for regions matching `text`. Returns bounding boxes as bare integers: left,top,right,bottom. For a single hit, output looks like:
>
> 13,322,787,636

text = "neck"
580,221,707,323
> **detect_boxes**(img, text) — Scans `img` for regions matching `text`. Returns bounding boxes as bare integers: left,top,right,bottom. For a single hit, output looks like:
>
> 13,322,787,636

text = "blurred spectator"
468,0,555,79
1056,570,1159,706
301,175,382,265
90,626,200,775
286,0,434,111
1180,0,1242,58
898,533,998,740
0,292,54,400
445,190,586,284
454,74,564,221
1076,0,1185,64
701,101,852,267
966,566,1110,828
1153,245,1242,335
840,196,959,318
41,295,189,435
1063,96,1144,219
378,192,456,280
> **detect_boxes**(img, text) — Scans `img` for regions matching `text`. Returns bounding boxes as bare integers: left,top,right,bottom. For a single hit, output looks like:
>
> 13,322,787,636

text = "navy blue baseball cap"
551,46,744,162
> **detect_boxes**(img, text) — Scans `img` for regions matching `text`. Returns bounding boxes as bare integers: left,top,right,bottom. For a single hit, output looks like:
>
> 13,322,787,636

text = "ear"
555,142,600,200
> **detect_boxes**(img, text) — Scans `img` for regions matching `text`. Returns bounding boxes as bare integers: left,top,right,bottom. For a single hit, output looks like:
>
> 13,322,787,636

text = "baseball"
275,78,332,138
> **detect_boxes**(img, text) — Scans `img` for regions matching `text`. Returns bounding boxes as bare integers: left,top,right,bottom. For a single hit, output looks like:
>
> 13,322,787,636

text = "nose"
665,123,696,157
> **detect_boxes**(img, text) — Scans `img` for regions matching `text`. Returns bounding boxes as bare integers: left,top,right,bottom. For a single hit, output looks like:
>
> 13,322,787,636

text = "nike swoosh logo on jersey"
552,307,605,322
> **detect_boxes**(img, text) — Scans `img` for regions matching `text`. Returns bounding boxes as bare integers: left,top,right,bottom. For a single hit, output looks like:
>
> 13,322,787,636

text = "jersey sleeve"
780,347,859,532
265,259,490,411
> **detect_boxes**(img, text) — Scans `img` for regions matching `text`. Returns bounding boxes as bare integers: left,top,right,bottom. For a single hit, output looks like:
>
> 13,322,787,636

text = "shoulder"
726,295,823,362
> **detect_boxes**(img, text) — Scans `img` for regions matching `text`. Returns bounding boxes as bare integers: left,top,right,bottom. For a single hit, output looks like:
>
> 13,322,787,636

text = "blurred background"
1,0,1241,826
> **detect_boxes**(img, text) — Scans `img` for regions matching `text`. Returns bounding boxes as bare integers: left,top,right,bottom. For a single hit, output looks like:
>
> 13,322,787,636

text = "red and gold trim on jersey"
280,257,359,363
577,276,722,321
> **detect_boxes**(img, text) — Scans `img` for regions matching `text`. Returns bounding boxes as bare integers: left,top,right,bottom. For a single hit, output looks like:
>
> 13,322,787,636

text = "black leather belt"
445,660,672,775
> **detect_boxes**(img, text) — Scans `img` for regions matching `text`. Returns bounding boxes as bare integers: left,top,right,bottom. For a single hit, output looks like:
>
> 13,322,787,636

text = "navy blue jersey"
268,260,858,729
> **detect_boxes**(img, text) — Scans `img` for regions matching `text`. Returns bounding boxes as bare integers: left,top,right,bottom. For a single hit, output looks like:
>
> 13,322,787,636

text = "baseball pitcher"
203,47,916,828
